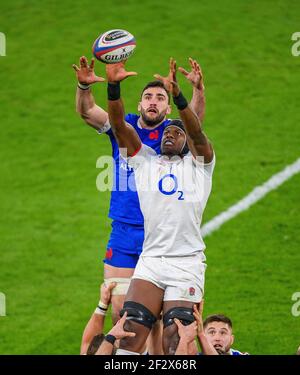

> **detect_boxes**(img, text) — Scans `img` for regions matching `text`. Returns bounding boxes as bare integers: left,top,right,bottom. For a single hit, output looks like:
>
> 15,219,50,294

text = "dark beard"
216,348,229,355
140,109,165,127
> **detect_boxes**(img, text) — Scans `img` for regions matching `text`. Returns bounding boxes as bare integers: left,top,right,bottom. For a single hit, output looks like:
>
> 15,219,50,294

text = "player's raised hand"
178,58,204,91
154,57,180,96
106,61,137,83
193,300,204,335
108,312,136,340
174,318,197,343
100,281,117,306
72,56,105,85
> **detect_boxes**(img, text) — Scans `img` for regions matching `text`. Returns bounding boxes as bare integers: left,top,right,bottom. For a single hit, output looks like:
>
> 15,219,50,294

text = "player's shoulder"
127,143,157,170
162,118,172,127
137,143,158,157
125,113,140,126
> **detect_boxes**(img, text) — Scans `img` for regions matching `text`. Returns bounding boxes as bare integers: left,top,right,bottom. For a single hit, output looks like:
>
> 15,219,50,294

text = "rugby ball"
92,29,136,64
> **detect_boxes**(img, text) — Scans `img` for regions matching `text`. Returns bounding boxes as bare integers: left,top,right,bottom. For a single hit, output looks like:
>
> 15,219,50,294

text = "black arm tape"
173,92,188,110
120,301,157,329
107,82,120,101
163,306,195,328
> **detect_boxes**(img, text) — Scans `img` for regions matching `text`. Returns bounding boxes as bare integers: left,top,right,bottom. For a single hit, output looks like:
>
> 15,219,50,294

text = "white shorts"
132,253,206,303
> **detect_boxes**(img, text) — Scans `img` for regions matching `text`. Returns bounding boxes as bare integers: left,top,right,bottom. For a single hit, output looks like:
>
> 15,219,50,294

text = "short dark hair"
141,80,170,103
165,119,185,133
203,314,233,330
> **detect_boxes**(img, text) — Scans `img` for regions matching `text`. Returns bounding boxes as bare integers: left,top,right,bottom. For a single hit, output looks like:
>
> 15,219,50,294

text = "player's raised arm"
80,281,116,354
73,56,108,131
179,57,206,123
106,62,142,156
155,58,213,163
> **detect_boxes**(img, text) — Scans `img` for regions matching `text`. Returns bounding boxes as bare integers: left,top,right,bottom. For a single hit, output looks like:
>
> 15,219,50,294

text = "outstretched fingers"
199,299,204,315
80,56,88,67
126,71,138,77
178,67,189,76
189,57,195,69
94,76,106,82
118,312,136,337
107,281,117,292
153,73,165,82
118,311,128,324
174,318,183,328
169,57,176,75
191,57,203,78
89,58,95,70
124,331,136,338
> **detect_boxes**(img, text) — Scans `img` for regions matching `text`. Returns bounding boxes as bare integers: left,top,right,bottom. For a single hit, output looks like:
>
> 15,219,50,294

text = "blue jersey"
104,113,171,225
198,348,249,355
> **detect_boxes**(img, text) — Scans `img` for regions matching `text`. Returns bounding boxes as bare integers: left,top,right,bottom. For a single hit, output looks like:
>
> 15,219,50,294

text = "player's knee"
118,319,152,353
120,301,157,329
119,319,145,352
119,301,157,353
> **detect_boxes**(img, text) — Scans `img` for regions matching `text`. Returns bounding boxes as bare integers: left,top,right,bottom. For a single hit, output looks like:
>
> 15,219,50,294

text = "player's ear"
138,102,141,112
230,335,235,346
166,104,172,115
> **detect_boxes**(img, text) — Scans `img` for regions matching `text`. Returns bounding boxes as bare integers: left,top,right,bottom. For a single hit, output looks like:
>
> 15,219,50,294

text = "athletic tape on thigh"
104,278,131,296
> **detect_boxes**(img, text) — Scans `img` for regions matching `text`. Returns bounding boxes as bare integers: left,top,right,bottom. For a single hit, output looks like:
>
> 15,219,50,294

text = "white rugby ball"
92,29,136,64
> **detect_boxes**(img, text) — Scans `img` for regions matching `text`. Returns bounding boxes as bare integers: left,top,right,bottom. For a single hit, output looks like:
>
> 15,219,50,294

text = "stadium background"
0,0,299,354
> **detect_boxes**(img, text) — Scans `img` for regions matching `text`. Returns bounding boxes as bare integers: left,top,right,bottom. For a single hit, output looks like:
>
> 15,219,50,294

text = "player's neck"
161,152,184,161
139,117,166,130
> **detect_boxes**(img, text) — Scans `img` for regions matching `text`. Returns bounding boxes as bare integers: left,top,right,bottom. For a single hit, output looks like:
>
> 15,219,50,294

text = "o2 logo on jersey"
158,174,184,200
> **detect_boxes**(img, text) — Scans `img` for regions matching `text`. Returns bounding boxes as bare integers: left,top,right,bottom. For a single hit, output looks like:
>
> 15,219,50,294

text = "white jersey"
128,144,215,257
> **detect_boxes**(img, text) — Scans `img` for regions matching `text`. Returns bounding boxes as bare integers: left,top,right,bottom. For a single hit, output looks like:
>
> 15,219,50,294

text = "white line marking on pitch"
202,158,300,238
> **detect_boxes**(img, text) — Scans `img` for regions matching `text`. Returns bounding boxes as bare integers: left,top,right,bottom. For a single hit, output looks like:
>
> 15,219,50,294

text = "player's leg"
146,316,163,355
104,261,163,354
103,263,134,324
103,221,143,324
116,279,164,354
162,300,195,354
161,254,206,354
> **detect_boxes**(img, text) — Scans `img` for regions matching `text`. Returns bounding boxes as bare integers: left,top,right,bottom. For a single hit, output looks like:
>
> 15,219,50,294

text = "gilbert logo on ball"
92,29,136,63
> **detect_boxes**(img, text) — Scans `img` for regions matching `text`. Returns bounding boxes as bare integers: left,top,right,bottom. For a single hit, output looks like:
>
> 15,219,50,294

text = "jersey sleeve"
192,152,216,178
127,144,157,170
